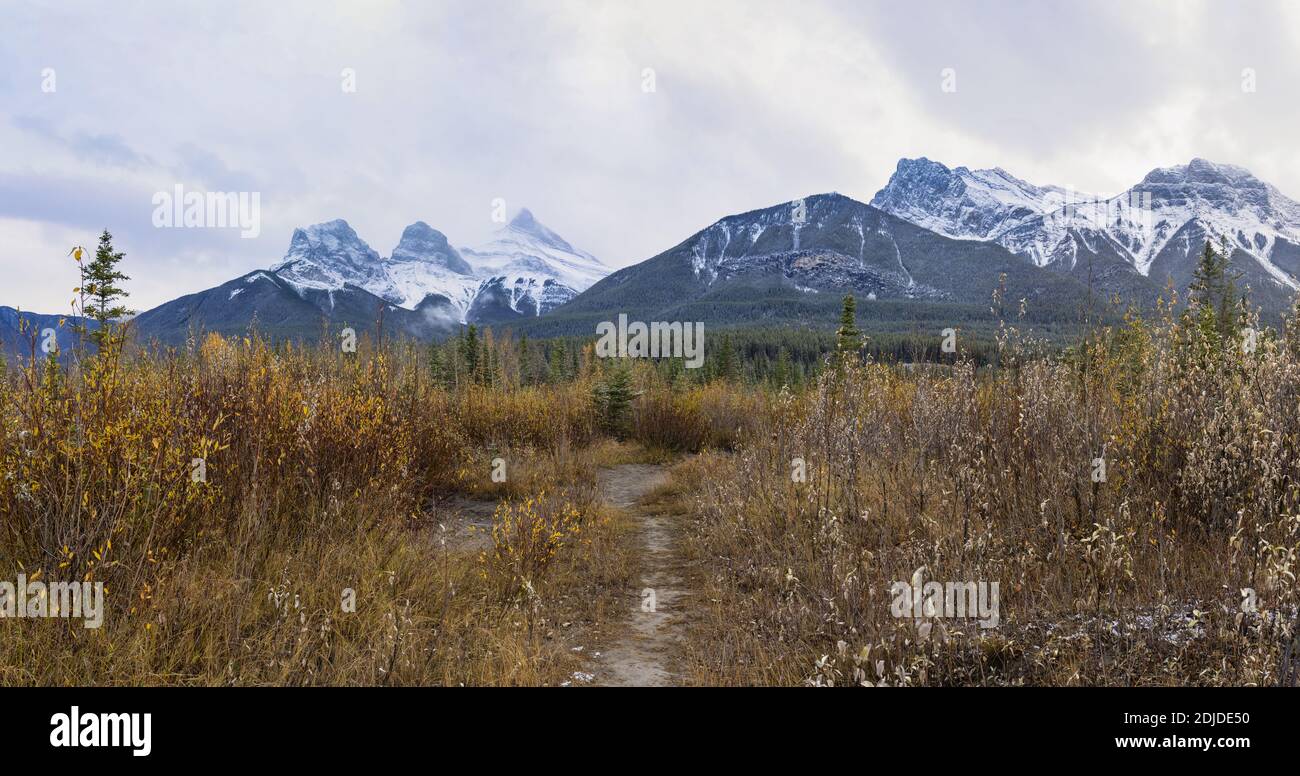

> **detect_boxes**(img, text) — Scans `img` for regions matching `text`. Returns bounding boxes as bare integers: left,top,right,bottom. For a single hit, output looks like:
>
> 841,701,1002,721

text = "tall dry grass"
0,333,630,685
10,299,1296,687
673,304,1300,685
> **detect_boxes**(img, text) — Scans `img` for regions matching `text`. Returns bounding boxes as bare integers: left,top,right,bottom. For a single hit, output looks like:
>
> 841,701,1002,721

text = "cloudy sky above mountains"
3,0,1299,311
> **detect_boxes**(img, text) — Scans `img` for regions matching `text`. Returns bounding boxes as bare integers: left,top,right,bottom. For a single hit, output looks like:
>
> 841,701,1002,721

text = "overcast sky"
3,0,1299,312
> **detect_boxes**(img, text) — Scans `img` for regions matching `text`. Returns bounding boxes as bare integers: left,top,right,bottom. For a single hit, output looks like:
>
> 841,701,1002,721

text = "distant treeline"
430,320,1028,390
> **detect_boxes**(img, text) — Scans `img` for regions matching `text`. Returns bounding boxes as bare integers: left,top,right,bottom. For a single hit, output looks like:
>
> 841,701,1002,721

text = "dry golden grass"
7,298,1300,687
669,307,1300,686
0,335,638,686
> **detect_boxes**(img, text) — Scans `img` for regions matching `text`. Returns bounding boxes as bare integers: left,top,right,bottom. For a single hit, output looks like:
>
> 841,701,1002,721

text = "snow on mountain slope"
459,209,608,317
271,219,400,303
871,157,1071,241
264,210,606,325
548,191,1100,340
383,221,480,313
875,157,1300,292
997,159,1300,289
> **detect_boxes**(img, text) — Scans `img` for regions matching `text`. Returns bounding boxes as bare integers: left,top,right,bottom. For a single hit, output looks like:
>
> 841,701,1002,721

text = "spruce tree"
592,360,634,438
772,347,792,389
429,340,448,388
1188,239,1243,347
485,339,500,387
83,229,132,349
835,294,862,363
714,333,738,382
549,340,567,383
518,333,532,386
460,325,480,384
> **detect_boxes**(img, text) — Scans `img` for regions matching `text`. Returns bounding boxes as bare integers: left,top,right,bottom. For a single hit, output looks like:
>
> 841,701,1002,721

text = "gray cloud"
2,0,1298,312
13,115,153,169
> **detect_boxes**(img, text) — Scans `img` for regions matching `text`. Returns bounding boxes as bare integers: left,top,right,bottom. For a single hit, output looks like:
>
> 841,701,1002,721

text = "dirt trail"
594,463,684,687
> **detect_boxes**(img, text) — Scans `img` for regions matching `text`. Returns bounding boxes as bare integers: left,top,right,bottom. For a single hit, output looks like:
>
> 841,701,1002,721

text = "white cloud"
0,218,87,315
2,0,1298,311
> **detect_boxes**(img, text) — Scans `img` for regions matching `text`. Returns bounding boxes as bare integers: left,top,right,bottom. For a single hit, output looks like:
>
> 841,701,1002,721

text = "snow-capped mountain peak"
948,157,1300,290
263,209,609,325
274,219,374,272
1134,158,1300,227
870,157,1068,241
381,221,479,312
871,155,1300,307
468,209,604,274
271,219,400,301
459,208,608,318
502,208,580,254
390,222,473,274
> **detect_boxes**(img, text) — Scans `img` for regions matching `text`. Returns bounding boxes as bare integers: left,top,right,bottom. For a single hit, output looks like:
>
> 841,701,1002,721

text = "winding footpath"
593,464,685,687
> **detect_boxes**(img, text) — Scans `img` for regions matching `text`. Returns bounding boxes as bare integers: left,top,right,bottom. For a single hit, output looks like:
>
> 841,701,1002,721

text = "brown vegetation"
5,286,1300,686
671,301,1300,685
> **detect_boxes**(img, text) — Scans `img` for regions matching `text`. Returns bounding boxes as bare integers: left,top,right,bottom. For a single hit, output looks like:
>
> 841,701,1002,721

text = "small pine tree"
460,325,480,385
82,229,133,349
664,354,684,387
714,333,738,383
592,361,634,438
486,342,501,387
548,340,567,383
772,347,792,389
835,294,862,364
429,340,449,388
518,334,532,386
1187,239,1243,348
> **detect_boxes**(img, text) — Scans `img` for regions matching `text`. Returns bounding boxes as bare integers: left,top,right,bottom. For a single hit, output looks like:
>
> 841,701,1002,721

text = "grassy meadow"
3,277,1300,686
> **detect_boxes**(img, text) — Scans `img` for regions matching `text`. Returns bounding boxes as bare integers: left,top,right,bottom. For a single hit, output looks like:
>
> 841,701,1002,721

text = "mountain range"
526,191,1090,338
131,209,609,345
537,157,1300,337
12,156,1300,352
871,157,1300,316
1,307,94,359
